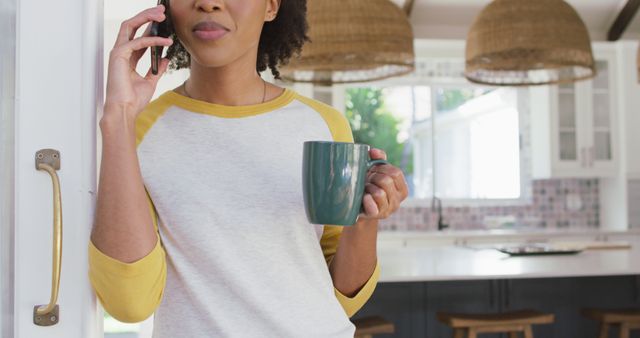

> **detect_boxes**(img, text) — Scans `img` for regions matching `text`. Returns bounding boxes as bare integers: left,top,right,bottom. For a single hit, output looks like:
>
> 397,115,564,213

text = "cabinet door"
553,57,617,177
587,59,616,172
532,47,619,179
552,83,584,171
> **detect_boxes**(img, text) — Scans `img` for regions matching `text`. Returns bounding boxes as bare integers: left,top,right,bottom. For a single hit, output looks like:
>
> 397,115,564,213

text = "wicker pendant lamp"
465,0,596,86
279,0,415,85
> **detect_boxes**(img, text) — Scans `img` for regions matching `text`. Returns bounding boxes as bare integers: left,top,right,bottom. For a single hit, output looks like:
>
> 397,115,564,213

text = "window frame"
328,53,532,208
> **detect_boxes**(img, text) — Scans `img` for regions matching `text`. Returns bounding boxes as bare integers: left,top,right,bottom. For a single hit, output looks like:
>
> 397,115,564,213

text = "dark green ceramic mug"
302,141,389,226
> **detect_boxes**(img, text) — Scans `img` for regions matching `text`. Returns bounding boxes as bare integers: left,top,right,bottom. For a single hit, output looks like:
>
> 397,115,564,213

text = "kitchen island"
377,229,640,282
353,229,640,338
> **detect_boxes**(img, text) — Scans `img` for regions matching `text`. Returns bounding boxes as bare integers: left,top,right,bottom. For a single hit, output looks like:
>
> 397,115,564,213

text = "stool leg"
468,328,478,338
523,325,533,338
598,323,609,338
509,332,520,338
453,328,466,338
620,323,630,338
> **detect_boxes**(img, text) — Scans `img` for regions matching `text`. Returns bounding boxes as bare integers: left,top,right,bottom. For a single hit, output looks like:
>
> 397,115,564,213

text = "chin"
186,48,236,68
190,56,231,68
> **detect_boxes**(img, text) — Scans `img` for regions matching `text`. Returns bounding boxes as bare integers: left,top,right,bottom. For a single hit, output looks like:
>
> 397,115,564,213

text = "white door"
1,0,103,336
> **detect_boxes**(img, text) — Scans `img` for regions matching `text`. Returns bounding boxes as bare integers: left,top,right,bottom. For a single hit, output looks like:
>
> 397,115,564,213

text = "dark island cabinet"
352,275,640,338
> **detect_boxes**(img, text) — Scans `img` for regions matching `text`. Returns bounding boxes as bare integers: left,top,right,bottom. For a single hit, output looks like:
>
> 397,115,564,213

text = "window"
342,84,525,202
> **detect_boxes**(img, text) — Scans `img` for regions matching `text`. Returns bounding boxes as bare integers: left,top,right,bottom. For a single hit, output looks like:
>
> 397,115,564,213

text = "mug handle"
358,159,390,215
367,159,389,170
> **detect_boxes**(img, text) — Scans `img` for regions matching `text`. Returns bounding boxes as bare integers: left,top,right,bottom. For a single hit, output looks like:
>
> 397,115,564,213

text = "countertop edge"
378,228,640,240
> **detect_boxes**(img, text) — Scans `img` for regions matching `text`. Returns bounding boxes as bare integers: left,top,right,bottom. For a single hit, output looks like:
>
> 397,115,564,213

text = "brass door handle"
33,149,62,326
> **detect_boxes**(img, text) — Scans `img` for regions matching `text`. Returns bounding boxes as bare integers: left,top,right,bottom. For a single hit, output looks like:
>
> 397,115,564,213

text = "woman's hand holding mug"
358,148,409,221
302,142,409,226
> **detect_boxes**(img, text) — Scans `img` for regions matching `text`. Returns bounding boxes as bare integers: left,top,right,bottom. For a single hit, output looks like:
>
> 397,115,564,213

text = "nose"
196,0,224,12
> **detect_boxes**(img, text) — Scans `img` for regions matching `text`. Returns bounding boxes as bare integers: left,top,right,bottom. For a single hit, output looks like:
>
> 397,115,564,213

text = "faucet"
432,196,449,231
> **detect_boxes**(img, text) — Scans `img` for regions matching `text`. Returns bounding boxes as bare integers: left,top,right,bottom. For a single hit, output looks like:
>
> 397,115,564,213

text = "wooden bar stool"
352,316,395,338
437,309,555,338
581,308,640,338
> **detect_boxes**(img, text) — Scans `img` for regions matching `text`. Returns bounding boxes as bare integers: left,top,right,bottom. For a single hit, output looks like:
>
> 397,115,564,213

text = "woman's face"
169,0,279,68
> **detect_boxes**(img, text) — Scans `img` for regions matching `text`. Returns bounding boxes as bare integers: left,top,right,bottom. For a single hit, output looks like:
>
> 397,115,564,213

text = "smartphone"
150,0,173,75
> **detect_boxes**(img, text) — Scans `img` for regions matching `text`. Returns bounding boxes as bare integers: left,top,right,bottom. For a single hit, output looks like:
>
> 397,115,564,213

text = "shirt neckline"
161,86,296,118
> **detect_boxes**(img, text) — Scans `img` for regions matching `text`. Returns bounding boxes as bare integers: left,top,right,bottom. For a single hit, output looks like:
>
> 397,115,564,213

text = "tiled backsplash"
629,179,640,229
380,178,600,231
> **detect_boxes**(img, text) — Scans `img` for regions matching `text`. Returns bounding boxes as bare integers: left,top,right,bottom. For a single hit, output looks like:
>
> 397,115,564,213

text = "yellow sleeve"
88,188,167,323
88,99,170,323
295,93,380,317
320,226,381,317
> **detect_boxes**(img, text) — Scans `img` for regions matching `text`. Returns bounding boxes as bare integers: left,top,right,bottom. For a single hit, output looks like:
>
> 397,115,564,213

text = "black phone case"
151,0,173,75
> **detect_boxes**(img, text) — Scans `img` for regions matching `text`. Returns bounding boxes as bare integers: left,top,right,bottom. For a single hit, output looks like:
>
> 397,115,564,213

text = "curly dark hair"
165,0,310,80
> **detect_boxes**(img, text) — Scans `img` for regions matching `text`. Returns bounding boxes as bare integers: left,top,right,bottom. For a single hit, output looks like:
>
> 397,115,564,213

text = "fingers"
114,4,166,48
362,193,379,216
369,148,387,160
368,171,396,207
369,165,409,200
110,36,173,65
360,148,409,220
130,23,154,69
144,57,170,82
364,182,390,217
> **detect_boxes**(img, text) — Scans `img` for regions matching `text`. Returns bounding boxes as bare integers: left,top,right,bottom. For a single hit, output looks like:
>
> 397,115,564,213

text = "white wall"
616,42,640,178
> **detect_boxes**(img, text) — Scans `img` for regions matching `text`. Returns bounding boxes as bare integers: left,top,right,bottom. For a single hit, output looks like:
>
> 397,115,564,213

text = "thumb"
370,147,387,160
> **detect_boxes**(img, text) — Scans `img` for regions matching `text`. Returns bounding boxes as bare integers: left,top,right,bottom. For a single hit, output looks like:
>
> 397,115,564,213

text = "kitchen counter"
379,228,640,242
376,230,640,282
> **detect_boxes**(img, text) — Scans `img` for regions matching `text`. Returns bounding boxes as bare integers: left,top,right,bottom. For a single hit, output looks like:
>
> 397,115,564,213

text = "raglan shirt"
87,87,380,337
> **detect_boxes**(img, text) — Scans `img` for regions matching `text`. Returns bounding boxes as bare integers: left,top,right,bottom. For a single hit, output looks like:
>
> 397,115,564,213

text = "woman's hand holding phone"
103,4,173,122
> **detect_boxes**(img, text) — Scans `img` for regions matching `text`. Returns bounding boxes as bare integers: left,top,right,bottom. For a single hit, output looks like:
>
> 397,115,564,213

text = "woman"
89,0,409,336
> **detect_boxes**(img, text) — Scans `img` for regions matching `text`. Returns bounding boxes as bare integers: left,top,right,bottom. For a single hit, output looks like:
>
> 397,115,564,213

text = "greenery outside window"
338,83,529,206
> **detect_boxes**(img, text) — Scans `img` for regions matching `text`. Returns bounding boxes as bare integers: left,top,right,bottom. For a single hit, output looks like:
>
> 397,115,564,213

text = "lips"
192,20,230,41
192,20,229,32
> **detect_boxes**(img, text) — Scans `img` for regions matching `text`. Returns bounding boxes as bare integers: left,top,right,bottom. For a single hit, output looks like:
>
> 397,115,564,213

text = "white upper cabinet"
530,45,618,178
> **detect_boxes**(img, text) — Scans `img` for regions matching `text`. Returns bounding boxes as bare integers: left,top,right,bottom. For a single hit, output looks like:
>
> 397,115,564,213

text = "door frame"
1,0,17,335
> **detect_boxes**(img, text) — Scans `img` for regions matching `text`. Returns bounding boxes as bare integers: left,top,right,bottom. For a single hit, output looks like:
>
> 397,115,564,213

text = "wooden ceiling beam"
403,0,416,17
608,0,640,41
